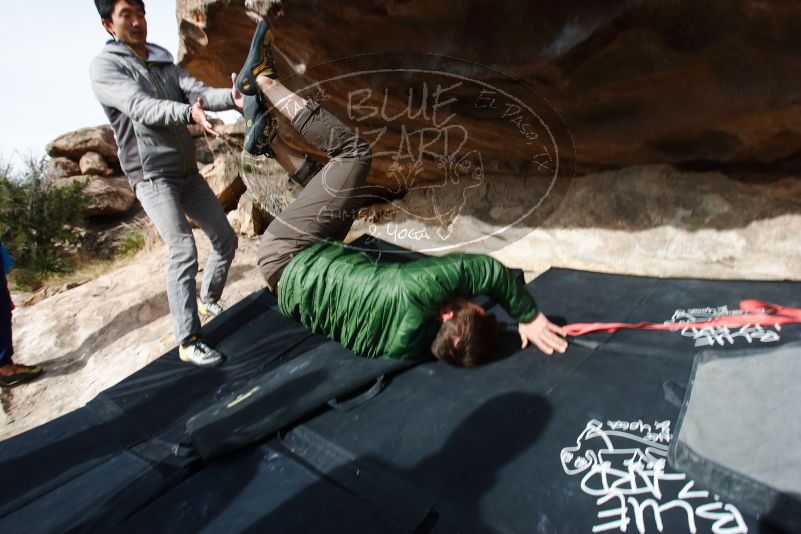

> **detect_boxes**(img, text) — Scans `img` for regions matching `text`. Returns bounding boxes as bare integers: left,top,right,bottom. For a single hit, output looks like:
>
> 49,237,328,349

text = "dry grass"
8,217,161,292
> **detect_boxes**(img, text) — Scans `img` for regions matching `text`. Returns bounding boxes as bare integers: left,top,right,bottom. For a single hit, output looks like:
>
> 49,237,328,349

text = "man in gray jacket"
90,0,241,366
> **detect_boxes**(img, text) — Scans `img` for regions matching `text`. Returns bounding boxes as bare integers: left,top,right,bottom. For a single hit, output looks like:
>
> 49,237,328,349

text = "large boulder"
349,164,801,279
227,190,270,236
45,157,81,179
177,0,801,179
79,151,112,176
199,153,246,210
46,125,119,163
54,175,136,217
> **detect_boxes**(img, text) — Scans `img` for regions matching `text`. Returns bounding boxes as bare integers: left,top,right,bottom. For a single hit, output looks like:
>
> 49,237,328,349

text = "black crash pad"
187,341,415,461
119,443,409,533
671,342,801,532
0,237,798,533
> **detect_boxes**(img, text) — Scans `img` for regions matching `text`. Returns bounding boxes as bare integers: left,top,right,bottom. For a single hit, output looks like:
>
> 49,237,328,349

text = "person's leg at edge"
136,179,200,343
0,271,14,371
257,76,308,123
256,75,330,187
0,270,42,384
135,179,223,367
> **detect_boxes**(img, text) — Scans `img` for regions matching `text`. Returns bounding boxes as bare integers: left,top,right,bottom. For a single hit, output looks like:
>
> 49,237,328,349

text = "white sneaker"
179,336,224,367
199,301,225,319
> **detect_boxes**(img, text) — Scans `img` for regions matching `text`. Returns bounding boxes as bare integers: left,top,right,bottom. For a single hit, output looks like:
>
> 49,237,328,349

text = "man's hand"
231,73,244,112
190,98,219,137
518,312,568,355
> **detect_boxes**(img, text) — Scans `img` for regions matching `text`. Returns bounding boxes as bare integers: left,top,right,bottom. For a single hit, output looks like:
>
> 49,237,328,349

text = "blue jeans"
0,271,13,366
135,173,238,344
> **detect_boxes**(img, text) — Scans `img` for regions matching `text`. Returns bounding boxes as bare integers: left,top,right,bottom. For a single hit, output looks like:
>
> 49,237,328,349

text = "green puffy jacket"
278,240,539,359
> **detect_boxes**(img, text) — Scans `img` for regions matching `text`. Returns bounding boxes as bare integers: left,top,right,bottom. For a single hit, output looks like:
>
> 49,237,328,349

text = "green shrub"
113,218,154,257
0,157,90,288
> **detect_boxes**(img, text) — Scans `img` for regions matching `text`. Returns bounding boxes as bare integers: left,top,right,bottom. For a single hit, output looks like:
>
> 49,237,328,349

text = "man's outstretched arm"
177,68,241,112
426,254,567,355
518,312,567,356
90,56,193,128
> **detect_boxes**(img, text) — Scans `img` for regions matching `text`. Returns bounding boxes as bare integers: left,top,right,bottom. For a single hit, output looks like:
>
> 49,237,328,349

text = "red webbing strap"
563,300,801,337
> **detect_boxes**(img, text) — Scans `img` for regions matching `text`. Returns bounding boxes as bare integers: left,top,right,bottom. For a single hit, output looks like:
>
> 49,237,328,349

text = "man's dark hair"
95,0,145,21
431,298,500,367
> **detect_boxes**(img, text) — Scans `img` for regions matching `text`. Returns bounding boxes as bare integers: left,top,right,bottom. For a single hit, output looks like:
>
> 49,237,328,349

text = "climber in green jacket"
237,19,568,366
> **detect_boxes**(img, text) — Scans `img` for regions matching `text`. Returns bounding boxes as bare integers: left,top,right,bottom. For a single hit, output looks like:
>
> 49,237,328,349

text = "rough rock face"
177,0,801,179
236,154,299,217
46,125,119,163
45,157,81,179
45,125,136,218
349,165,801,279
199,153,247,210
24,281,87,307
54,176,137,217
227,191,270,237
44,119,248,220
79,151,112,176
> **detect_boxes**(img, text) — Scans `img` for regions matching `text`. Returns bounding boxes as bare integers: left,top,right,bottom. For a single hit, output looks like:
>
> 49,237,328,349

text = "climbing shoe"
243,95,278,157
236,18,278,96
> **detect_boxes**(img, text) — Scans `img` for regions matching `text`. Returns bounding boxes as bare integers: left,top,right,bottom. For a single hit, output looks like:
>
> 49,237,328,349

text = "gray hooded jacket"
90,41,234,189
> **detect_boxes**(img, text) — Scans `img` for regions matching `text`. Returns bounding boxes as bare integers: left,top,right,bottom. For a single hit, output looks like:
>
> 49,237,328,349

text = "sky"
0,1,185,172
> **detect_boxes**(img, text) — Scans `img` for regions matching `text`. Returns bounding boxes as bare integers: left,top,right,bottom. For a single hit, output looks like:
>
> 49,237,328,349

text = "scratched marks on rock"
347,81,486,241
285,57,574,254
474,88,555,175
663,305,781,348
560,420,747,533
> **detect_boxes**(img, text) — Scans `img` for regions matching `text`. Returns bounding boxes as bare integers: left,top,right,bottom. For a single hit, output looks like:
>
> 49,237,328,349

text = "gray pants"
136,173,238,343
258,100,373,290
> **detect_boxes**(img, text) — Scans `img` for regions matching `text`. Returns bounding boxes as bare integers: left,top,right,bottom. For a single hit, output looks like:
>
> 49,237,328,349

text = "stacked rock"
45,125,135,218
44,121,271,234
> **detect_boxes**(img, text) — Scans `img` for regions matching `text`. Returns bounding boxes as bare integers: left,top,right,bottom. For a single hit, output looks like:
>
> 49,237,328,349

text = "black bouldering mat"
274,343,765,533
543,270,801,358
671,342,801,532
0,291,323,529
0,407,122,518
187,340,415,461
1,240,798,533
0,450,176,533
86,290,317,452
118,443,409,533
430,347,757,533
